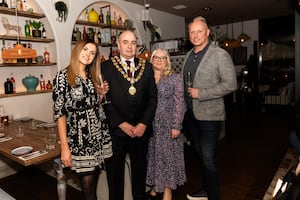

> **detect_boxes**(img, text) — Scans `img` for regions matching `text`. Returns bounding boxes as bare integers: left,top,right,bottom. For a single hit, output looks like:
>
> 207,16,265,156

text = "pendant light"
237,18,251,43
219,23,230,48
2,8,37,60
228,20,240,48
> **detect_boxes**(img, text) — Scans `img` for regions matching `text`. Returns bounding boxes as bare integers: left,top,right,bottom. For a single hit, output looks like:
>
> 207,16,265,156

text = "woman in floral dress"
53,40,112,200
146,48,186,200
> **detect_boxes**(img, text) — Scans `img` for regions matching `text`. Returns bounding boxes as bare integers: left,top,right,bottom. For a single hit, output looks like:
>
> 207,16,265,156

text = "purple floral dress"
146,73,186,192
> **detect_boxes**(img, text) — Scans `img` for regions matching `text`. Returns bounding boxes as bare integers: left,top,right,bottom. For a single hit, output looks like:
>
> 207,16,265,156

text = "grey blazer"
182,43,237,121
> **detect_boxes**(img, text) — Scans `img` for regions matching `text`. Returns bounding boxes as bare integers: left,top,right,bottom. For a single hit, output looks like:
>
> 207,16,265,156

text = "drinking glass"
99,74,111,105
186,72,192,87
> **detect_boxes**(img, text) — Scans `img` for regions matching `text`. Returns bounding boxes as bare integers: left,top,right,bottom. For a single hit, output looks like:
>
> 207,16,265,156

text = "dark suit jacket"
101,56,157,139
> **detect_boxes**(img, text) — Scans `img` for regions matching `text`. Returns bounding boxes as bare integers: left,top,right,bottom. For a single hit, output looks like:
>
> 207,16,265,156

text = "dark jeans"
186,110,221,200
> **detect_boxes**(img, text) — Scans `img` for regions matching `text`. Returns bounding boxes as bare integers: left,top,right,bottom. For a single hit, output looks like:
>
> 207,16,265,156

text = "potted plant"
31,20,42,37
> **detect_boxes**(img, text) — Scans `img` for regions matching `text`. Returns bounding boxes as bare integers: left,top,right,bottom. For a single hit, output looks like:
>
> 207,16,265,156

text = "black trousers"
105,134,149,200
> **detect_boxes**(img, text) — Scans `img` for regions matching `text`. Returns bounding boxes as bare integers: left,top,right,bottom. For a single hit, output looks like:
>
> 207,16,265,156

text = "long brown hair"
67,40,101,87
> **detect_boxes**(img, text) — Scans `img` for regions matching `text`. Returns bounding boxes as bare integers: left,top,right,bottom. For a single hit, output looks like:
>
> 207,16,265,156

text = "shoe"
186,190,208,200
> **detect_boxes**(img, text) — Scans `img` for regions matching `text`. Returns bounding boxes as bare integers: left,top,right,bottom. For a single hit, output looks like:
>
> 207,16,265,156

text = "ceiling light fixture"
172,5,187,10
202,7,212,12
2,8,37,60
237,18,251,43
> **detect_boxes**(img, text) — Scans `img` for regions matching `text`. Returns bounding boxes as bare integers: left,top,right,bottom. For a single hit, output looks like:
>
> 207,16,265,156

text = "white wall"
0,0,185,122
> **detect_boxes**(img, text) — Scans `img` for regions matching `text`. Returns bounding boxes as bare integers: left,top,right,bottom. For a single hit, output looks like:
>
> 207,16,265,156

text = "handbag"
273,164,300,200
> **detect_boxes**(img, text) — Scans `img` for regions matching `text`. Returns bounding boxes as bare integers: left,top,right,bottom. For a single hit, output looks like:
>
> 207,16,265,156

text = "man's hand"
187,87,199,99
119,122,135,138
133,123,147,137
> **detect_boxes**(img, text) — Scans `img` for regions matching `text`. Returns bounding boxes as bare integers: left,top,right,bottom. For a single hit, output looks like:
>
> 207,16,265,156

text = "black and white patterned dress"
53,69,112,173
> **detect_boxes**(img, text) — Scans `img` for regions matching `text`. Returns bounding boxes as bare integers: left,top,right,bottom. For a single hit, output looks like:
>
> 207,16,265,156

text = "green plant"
55,1,68,22
30,20,42,30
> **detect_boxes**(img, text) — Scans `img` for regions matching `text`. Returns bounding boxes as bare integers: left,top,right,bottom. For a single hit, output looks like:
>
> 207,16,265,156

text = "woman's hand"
171,129,181,139
96,81,109,96
60,147,72,167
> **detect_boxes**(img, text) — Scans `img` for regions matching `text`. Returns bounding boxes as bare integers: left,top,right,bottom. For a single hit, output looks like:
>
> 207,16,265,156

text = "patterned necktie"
125,60,132,78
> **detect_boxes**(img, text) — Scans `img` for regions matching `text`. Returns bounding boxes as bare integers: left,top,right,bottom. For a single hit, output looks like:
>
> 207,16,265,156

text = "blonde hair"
189,16,209,29
67,40,101,87
150,48,174,77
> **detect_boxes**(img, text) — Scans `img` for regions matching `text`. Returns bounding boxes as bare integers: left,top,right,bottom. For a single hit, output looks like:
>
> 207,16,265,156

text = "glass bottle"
106,11,110,25
76,27,81,41
40,74,46,90
82,26,87,40
42,25,46,38
27,42,32,63
24,20,30,37
99,8,104,23
72,27,76,41
118,14,123,26
97,28,101,44
46,80,53,90
94,30,99,44
43,47,50,63
4,78,13,94
10,73,16,93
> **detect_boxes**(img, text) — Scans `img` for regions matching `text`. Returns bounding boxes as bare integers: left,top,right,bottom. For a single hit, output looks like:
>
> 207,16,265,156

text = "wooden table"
0,120,60,166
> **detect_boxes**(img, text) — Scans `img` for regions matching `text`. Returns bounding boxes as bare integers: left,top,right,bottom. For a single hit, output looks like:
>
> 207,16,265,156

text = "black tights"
78,169,99,200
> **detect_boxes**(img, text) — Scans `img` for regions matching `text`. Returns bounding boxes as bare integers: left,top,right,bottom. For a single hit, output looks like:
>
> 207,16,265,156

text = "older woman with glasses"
146,48,186,200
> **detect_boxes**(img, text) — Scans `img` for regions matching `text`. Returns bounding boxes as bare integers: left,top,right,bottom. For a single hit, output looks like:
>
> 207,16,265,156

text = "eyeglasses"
153,56,167,61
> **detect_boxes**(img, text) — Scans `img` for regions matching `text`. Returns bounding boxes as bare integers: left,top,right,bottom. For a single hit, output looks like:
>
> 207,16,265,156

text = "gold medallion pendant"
128,85,136,95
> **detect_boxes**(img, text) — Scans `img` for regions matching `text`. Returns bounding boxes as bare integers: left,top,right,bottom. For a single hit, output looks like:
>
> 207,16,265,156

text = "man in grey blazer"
183,16,237,200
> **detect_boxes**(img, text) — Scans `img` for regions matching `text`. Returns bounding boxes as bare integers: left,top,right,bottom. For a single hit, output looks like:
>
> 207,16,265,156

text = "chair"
264,82,295,105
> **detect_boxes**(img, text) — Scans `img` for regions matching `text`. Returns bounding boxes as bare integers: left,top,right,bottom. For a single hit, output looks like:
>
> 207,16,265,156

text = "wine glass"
186,72,192,87
99,74,111,105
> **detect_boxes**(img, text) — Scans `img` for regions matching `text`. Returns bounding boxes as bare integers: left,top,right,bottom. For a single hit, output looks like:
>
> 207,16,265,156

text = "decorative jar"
22,74,39,92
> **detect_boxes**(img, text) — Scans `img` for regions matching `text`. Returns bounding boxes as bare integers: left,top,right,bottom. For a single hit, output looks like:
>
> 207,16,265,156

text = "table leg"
53,158,66,200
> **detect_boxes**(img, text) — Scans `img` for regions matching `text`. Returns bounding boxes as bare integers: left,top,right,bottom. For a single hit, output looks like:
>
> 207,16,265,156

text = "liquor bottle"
29,20,33,37
41,25,47,38
85,8,89,21
43,47,50,63
94,31,99,44
117,14,123,26
4,78,13,94
0,0,8,7
10,73,16,93
27,42,32,63
46,80,53,90
111,31,116,46
106,11,110,25
111,11,116,25
24,20,30,37
82,26,87,40
76,27,81,41
40,74,46,90
72,28,76,41
87,28,94,41
97,28,101,44
99,8,104,23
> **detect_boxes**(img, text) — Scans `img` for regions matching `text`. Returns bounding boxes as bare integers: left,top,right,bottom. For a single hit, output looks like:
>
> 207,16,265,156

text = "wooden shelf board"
0,62,57,67
0,90,52,98
0,7,45,18
0,35,54,43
